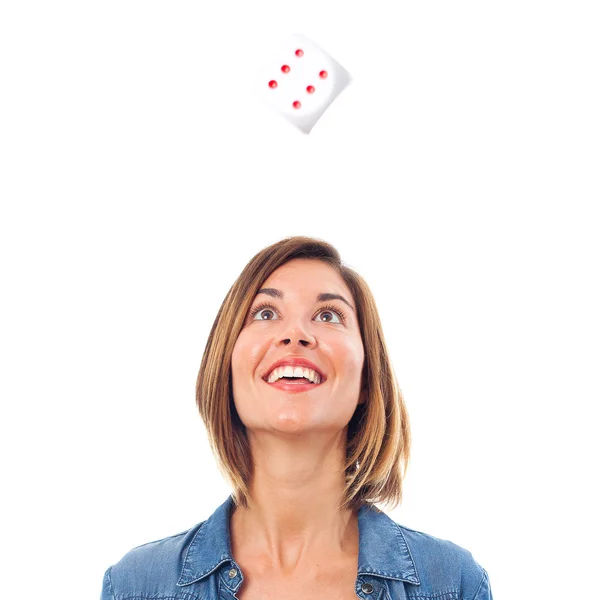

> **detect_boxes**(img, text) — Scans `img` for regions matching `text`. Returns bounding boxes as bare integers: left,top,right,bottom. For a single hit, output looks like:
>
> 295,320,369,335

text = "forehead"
259,259,352,300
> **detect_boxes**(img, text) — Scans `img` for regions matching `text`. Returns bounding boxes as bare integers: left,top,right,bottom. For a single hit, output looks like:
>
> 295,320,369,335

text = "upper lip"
263,356,327,383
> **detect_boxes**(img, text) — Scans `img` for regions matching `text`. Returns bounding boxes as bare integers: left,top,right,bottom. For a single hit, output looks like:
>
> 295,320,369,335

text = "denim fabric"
101,494,493,600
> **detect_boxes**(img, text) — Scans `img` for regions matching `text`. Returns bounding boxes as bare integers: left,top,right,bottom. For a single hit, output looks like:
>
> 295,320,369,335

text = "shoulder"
101,521,206,600
393,520,491,600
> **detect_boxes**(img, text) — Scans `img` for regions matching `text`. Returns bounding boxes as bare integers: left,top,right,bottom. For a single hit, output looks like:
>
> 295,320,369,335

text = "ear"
357,385,368,405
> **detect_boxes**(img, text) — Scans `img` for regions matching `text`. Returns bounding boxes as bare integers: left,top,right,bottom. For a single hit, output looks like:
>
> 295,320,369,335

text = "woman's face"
231,258,366,437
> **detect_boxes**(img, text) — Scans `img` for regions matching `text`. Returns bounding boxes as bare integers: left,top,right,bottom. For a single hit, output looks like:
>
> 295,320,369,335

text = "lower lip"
264,379,324,393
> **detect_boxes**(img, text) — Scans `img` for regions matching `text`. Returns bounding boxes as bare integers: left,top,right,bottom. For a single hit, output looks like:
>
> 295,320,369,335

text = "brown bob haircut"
196,235,411,514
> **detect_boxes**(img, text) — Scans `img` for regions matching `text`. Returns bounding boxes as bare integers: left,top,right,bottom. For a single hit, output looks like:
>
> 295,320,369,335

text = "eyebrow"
255,288,355,312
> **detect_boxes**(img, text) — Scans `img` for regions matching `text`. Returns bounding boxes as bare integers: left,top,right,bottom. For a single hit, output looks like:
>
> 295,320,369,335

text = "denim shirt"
101,494,493,600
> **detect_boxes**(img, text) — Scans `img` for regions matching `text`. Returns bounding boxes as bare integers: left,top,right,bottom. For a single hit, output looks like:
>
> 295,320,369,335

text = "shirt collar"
177,494,420,587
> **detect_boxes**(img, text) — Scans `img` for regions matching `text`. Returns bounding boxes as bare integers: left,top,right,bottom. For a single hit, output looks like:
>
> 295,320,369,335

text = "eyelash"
248,302,347,324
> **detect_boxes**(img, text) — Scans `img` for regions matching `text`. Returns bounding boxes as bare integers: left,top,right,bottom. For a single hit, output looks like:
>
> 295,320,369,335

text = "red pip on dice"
255,33,352,134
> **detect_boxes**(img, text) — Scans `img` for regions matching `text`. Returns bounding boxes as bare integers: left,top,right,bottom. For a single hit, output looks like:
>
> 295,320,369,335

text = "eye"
315,305,344,324
250,303,277,321
248,302,346,324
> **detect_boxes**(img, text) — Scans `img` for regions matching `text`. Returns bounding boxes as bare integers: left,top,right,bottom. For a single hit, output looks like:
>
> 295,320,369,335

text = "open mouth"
264,376,324,391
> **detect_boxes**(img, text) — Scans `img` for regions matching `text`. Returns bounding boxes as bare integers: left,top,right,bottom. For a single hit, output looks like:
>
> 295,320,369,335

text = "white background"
1,1,598,599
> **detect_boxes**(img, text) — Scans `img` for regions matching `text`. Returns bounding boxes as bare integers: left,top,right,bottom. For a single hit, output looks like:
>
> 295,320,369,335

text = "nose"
279,325,317,348
281,337,313,347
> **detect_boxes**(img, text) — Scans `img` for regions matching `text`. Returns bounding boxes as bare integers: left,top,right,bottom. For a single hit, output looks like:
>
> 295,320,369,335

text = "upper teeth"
267,365,322,384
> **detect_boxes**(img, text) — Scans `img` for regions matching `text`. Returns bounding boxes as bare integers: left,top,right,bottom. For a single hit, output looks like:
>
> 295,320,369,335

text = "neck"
229,433,359,576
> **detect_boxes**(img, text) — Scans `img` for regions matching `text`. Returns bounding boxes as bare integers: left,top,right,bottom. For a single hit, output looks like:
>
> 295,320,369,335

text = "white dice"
255,33,351,134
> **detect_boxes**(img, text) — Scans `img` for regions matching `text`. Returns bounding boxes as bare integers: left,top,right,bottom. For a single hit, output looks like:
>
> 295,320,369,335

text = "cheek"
339,346,365,390
231,331,263,380
331,336,364,371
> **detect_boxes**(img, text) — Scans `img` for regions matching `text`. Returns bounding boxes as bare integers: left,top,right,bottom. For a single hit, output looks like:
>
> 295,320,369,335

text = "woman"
100,235,493,600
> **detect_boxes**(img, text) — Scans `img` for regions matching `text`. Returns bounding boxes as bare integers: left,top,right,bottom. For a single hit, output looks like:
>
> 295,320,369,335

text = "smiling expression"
231,258,366,434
